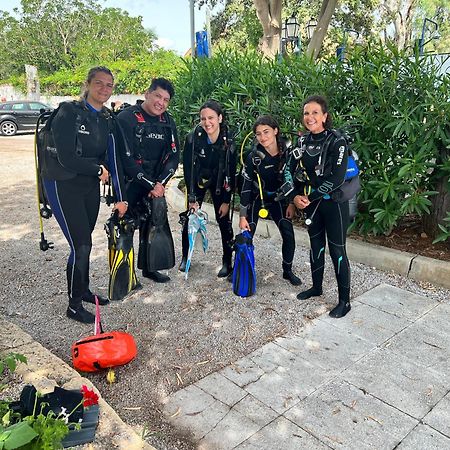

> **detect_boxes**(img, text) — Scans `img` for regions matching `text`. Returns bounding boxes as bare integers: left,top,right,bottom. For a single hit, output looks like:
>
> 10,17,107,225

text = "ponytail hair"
199,99,229,144
80,66,114,100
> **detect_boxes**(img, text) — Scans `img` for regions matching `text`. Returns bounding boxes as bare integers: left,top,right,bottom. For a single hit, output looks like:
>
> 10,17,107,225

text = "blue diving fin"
232,230,256,297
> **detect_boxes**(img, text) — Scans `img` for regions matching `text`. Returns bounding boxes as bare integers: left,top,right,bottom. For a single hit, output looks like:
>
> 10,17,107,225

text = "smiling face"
142,86,171,116
255,124,278,153
200,107,222,140
303,101,327,134
85,71,114,109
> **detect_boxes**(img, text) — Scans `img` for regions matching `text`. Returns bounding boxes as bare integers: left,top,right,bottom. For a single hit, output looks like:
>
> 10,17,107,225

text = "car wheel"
0,120,18,136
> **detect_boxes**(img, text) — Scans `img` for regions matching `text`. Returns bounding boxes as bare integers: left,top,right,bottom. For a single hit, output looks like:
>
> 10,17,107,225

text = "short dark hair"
302,95,333,129
148,78,175,99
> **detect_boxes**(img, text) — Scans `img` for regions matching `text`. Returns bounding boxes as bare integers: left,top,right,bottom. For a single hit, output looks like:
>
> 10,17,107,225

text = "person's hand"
293,195,310,210
149,182,165,198
239,217,251,231
188,201,199,212
218,202,230,218
99,165,109,184
286,203,296,219
114,201,128,218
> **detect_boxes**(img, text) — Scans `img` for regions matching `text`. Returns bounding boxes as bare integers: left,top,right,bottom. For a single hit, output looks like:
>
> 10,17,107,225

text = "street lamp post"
190,0,195,57
337,29,360,62
306,18,317,41
280,16,300,57
419,18,439,56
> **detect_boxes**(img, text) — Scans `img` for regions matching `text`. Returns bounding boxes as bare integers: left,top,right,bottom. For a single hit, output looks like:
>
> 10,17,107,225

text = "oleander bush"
171,44,450,240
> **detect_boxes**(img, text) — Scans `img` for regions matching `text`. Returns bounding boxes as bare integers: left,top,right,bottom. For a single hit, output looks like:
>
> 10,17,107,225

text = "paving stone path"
163,284,450,450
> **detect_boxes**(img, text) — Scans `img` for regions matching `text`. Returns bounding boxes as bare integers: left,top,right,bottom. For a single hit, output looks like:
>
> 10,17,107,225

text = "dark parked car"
0,100,53,136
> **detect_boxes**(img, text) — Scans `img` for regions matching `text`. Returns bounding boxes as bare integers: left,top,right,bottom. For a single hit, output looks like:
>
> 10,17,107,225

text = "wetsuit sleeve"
106,130,126,202
286,152,303,200
116,110,136,154
52,102,100,176
308,136,348,202
114,117,155,191
223,137,237,204
239,152,255,217
157,117,180,186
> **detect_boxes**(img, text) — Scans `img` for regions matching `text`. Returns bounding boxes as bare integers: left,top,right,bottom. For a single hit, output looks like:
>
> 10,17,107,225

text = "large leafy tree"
198,0,449,58
0,0,155,79
198,0,378,58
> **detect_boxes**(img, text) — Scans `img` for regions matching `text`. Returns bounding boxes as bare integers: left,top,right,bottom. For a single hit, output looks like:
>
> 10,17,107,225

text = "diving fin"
105,212,138,301
146,197,175,272
232,231,256,297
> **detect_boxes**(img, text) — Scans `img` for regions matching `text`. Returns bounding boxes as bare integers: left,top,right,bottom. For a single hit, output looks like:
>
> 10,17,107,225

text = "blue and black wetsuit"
181,127,236,270
291,129,351,310
43,100,126,308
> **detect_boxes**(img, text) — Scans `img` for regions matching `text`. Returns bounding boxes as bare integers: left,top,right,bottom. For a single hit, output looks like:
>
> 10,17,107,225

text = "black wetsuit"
117,103,180,273
291,129,350,302
182,127,236,264
43,100,126,303
239,141,297,274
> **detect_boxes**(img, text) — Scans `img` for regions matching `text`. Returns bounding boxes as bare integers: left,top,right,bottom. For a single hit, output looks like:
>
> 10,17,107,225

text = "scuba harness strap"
132,108,177,182
188,125,233,202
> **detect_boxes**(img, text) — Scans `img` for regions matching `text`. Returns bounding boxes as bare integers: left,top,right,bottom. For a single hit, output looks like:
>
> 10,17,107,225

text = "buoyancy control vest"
37,101,113,181
189,126,234,195
131,106,178,182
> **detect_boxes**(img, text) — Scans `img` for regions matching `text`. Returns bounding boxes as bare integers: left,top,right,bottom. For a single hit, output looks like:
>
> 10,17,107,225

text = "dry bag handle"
94,296,104,335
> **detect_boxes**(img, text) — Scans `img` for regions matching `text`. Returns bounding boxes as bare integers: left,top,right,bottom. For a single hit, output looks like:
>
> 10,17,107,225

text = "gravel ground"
1,134,449,449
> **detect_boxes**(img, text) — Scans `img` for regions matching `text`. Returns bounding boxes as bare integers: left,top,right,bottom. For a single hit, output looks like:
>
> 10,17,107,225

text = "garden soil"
0,134,448,449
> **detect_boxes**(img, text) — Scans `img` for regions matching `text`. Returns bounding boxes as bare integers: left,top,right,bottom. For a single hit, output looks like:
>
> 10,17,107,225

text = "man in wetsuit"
117,78,180,283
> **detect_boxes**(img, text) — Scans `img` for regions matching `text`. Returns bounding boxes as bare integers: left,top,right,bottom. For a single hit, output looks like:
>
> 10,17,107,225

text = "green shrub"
171,43,449,238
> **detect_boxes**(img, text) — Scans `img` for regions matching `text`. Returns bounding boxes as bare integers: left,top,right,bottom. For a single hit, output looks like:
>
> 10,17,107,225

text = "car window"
29,102,48,110
11,103,27,110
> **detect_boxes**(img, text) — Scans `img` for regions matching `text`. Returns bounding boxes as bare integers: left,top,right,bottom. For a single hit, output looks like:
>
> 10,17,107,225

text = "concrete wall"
0,85,143,109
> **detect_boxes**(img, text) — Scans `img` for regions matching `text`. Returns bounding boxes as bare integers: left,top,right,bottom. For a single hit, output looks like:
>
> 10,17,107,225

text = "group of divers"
36,65,354,326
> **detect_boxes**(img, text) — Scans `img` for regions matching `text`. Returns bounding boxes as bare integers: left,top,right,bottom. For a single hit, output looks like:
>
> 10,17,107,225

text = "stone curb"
0,317,155,450
166,180,450,290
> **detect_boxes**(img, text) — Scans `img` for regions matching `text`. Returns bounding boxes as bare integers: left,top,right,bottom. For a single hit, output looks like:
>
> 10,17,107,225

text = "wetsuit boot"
82,290,109,305
179,256,187,272
329,286,351,318
282,263,302,286
66,297,95,324
218,254,232,278
142,270,170,283
296,286,323,300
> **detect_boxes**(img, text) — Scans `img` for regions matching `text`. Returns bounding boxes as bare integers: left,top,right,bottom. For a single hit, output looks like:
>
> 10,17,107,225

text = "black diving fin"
105,212,139,301
145,197,175,272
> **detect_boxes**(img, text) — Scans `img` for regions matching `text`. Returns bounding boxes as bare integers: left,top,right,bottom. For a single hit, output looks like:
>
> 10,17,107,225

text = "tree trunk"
422,142,450,239
253,0,282,58
306,0,338,60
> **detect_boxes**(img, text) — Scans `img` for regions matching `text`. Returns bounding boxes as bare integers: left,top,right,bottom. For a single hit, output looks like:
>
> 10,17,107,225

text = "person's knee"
74,244,91,271
278,220,294,241
328,243,346,265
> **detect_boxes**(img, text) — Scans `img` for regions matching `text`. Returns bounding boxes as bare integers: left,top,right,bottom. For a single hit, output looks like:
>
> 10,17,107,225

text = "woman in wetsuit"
180,100,236,277
43,66,128,323
292,95,351,318
239,115,302,286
